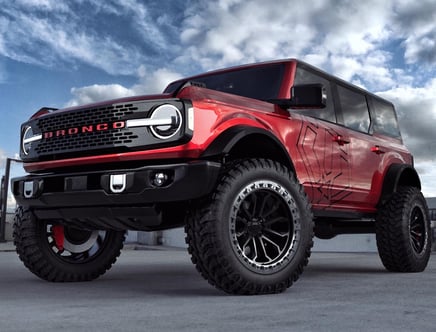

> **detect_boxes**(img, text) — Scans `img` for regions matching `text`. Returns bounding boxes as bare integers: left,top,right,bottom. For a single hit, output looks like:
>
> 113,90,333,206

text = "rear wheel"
185,159,314,295
13,206,125,282
376,186,431,272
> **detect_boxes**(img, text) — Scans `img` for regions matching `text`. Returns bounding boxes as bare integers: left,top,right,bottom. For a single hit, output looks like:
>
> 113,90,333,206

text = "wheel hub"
63,228,99,254
246,219,264,237
410,206,426,254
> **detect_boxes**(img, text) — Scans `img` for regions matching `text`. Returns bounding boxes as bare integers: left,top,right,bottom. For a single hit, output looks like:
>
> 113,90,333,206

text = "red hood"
176,86,278,114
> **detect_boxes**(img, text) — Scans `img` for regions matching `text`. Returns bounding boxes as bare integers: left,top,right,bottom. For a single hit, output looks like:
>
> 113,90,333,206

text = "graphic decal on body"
297,121,351,207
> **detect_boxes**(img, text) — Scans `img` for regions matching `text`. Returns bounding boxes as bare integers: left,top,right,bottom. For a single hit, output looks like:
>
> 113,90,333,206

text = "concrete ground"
0,243,435,332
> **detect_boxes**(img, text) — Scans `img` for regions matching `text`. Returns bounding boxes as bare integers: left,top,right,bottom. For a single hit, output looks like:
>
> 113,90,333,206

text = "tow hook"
109,174,127,193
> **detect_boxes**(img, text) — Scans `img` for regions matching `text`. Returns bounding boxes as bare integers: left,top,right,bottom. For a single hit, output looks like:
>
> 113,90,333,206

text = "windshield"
164,63,285,101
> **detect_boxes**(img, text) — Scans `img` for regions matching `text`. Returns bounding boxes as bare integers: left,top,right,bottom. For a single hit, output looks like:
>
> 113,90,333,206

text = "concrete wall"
3,213,14,241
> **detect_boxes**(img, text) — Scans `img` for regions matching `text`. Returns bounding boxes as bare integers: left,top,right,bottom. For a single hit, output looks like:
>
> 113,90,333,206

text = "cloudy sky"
1,0,436,200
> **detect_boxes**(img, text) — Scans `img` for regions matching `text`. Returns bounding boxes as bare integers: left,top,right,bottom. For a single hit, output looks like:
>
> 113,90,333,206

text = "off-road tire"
13,206,126,282
376,186,431,272
185,159,314,295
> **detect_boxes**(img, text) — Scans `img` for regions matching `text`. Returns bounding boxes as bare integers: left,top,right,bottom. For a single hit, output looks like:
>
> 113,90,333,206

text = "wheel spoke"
258,192,272,218
258,237,273,262
242,194,257,219
261,234,282,253
409,207,425,253
250,237,258,261
240,201,252,219
236,216,248,226
262,200,281,219
264,227,289,238
263,216,288,227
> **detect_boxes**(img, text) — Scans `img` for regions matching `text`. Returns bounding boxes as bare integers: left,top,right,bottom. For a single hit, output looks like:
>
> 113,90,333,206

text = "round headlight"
22,126,34,155
149,104,182,139
22,126,42,156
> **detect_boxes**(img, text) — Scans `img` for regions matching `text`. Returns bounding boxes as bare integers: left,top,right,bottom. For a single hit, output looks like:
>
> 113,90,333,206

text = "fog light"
153,172,168,187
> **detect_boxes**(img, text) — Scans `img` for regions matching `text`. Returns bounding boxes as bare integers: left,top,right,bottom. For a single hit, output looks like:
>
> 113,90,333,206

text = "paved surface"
0,243,435,332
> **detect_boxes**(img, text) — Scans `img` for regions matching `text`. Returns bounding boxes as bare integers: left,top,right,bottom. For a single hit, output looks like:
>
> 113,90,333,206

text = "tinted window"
165,64,284,101
293,67,336,122
371,98,401,138
337,85,370,133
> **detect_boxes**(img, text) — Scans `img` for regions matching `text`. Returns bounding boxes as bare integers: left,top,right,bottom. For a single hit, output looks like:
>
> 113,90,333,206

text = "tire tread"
185,158,313,295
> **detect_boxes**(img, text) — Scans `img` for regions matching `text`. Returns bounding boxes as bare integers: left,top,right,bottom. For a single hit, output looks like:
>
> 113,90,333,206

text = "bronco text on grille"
43,121,126,138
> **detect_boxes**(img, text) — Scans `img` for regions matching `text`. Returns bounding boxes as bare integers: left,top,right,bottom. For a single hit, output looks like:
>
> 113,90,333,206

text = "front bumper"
11,160,221,230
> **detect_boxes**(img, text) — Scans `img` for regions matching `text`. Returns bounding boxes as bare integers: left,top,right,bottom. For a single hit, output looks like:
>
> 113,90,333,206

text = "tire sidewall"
213,161,312,285
376,187,432,272
403,190,431,263
14,207,125,280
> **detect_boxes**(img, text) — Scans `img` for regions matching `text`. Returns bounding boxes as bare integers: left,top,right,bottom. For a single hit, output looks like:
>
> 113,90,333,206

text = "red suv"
12,59,431,295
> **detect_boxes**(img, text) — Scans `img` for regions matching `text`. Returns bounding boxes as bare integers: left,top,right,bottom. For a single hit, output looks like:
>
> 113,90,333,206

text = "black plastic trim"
378,163,421,206
202,125,295,172
12,160,221,209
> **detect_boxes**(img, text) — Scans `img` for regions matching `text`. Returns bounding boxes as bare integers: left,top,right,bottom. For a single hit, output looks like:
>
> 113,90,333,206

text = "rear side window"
371,98,401,138
337,85,370,133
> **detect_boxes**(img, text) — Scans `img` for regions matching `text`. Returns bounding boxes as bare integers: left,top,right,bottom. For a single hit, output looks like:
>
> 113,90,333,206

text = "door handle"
371,146,385,155
333,135,350,146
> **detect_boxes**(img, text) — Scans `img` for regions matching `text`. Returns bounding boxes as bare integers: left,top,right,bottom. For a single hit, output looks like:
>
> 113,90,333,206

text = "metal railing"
0,158,22,242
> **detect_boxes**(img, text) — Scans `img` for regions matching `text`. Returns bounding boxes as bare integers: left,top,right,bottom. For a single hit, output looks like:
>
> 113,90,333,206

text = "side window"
371,98,401,138
337,85,370,133
293,67,336,123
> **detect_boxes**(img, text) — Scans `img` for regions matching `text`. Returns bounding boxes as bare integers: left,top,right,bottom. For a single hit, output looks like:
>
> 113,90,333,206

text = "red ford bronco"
12,59,431,295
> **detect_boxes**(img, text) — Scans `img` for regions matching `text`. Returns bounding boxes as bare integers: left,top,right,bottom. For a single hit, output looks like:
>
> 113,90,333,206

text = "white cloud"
392,0,436,66
132,67,182,95
67,84,133,107
378,78,436,162
0,149,6,169
66,67,182,106
14,0,69,11
0,1,169,76
415,161,436,198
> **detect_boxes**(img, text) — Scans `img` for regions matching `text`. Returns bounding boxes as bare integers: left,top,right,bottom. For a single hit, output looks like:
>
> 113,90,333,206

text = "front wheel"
376,186,431,272
13,206,126,282
185,159,314,295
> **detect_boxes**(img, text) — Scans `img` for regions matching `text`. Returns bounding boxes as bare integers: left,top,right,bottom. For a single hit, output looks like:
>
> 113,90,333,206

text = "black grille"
34,103,143,157
22,99,189,162
35,130,139,154
36,104,136,131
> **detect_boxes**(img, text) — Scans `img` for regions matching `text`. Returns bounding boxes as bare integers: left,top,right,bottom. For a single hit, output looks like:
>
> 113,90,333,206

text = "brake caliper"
51,225,65,252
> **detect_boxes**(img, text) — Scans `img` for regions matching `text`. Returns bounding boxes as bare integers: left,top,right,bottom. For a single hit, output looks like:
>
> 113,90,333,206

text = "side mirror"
290,84,326,108
269,84,326,109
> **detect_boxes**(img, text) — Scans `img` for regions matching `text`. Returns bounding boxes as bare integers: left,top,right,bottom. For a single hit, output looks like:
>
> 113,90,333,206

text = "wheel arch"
379,163,421,206
201,125,295,172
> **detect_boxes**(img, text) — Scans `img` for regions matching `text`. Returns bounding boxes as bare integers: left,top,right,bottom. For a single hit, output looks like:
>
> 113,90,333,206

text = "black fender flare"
379,163,421,206
201,125,295,172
